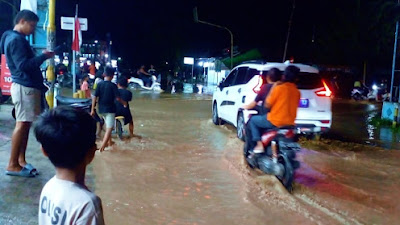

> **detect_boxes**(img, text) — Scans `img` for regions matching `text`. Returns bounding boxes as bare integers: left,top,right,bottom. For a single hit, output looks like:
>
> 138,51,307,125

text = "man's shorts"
11,83,41,122
100,113,115,129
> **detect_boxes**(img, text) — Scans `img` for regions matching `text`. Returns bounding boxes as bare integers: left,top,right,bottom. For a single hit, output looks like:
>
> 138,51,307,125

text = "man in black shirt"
242,68,281,113
242,68,281,146
91,66,126,152
0,10,54,177
116,78,134,137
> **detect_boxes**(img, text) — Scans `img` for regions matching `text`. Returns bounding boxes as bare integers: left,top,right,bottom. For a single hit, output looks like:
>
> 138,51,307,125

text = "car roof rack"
240,60,267,65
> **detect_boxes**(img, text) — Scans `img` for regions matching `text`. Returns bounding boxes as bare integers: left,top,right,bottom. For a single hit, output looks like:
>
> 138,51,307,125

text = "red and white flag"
71,14,82,52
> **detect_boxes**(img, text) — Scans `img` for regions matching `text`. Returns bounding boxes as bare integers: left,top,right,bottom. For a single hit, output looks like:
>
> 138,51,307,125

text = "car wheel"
237,112,245,141
212,102,222,125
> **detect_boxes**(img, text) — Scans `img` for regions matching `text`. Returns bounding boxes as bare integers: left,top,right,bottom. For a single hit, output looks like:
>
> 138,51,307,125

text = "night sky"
55,0,322,68
0,0,398,74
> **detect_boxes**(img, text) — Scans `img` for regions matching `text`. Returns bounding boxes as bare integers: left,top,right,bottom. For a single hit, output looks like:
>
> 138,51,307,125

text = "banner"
0,54,12,96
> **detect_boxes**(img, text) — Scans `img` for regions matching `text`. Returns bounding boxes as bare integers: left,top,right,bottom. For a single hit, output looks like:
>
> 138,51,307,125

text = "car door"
218,69,237,120
225,66,249,125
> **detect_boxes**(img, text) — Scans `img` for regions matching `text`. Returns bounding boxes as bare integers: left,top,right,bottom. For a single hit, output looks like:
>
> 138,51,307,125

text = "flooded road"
90,93,400,225
328,100,400,149
92,93,311,224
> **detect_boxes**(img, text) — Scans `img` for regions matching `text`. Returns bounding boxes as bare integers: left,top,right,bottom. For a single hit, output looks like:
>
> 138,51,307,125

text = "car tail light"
315,80,332,97
319,120,330,124
253,75,263,93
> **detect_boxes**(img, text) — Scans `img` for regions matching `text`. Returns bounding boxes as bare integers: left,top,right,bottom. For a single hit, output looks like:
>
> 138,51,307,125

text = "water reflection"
366,111,377,141
331,101,400,150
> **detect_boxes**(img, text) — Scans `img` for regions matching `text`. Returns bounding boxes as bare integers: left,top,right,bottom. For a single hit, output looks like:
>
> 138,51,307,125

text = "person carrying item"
35,106,105,225
249,65,301,153
91,66,127,152
0,10,54,177
115,78,134,137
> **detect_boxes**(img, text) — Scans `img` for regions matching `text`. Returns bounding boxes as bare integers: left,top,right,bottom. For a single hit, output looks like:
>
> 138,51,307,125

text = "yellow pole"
46,0,56,108
393,106,398,128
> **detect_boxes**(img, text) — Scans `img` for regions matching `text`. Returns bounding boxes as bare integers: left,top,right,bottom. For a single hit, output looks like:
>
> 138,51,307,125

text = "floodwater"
90,92,400,225
328,100,400,150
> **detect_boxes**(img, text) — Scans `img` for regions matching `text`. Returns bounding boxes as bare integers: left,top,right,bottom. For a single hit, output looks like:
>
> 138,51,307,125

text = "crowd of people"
0,10,136,224
0,9,305,225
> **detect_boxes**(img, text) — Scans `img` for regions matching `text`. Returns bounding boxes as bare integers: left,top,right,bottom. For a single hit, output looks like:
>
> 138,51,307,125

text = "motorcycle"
243,109,301,191
128,75,162,92
351,87,374,101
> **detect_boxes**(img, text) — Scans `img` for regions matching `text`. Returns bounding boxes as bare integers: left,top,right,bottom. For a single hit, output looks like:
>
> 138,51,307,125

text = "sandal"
24,163,39,176
5,167,35,177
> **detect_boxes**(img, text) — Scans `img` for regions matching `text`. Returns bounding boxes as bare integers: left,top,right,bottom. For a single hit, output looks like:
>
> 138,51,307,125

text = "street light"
193,7,233,69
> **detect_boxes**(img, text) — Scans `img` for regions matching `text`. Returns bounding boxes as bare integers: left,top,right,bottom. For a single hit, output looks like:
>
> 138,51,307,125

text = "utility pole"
391,0,400,102
193,7,233,69
283,0,296,62
46,0,56,108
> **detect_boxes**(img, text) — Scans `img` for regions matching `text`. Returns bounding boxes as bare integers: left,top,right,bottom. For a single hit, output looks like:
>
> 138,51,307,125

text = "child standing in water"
116,77,134,137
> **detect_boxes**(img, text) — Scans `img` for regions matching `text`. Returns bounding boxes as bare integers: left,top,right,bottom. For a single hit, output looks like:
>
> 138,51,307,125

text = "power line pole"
391,0,400,102
283,0,296,62
193,7,233,69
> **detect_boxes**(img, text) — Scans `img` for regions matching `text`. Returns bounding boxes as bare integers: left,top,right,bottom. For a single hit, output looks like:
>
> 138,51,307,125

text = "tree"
314,0,398,66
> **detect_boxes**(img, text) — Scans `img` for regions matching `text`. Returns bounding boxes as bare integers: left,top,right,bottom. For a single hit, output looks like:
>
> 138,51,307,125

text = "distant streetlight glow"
94,40,98,44
105,54,109,58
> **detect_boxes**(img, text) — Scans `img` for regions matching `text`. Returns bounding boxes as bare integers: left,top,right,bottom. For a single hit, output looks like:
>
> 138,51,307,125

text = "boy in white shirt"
34,106,105,225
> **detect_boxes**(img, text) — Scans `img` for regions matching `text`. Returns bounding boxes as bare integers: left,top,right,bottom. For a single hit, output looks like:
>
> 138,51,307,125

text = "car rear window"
296,72,323,89
257,70,322,89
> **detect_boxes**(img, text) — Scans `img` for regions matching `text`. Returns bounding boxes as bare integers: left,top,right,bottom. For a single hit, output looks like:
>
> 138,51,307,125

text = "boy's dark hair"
82,74,88,80
117,77,128,88
34,106,96,169
14,10,39,25
104,66,115,77
283,65,300,83
267,68,282,82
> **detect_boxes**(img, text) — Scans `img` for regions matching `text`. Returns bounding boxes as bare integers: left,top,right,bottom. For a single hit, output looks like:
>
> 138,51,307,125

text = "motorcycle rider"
148,64,161,83
138,65,151,87
249,65,301,154
243,68,282,143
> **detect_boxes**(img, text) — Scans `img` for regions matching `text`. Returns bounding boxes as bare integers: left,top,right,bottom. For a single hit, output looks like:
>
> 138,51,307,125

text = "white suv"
212,61,332,140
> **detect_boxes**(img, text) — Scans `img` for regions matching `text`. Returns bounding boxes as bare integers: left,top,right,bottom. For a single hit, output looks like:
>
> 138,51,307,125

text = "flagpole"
46,0,56,108
72,4,78,94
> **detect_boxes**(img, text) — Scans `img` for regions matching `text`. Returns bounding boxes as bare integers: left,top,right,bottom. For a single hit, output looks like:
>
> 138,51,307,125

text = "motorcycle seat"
56,95,91,105
276,125,296,130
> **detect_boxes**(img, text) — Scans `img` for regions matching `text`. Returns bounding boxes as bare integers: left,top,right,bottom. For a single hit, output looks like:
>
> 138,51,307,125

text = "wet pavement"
327,99,400,149
0,92,400,224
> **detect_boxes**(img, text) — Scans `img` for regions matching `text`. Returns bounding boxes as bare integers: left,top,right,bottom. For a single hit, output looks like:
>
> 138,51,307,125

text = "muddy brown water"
90,92,400,225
